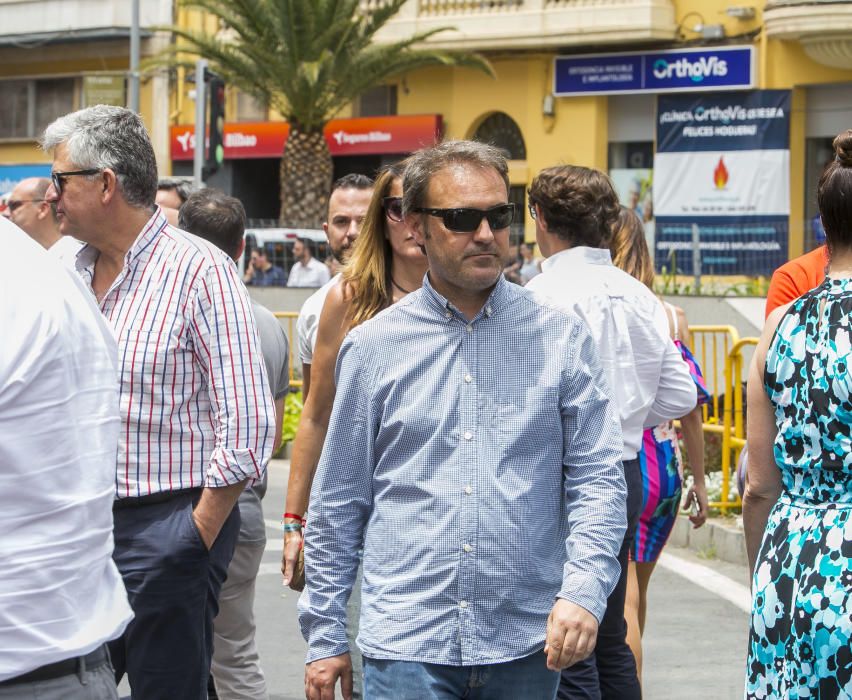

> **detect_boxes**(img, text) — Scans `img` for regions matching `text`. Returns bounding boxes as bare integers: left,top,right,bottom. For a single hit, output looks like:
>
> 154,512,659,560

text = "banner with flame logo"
654,90,791,275
713,158,729,189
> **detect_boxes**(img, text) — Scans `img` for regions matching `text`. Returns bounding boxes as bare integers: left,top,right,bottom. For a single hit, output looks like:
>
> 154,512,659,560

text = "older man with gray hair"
41,105,274,700
299,140,627,700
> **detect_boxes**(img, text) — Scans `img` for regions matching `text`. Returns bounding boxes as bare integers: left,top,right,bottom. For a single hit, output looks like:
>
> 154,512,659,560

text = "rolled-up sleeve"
298,333,375,662
191,262,274,487
558,321,627,622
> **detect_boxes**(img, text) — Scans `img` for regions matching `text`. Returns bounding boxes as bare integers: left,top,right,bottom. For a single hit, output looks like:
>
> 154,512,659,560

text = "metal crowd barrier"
273,311,303,391
688,325,757,514
720,337,758,513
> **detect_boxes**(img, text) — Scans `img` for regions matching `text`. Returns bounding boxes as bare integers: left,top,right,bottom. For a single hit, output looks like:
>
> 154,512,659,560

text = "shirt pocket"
498,386,561,462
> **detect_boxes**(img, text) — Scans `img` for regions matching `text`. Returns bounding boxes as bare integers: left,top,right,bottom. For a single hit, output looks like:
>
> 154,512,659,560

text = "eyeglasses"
412,204,515,233
6,199,45,213
383,196,403,223
51,169,101,196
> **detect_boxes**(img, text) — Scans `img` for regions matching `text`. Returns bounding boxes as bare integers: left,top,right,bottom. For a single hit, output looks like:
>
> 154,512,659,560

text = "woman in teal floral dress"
744,129,852,698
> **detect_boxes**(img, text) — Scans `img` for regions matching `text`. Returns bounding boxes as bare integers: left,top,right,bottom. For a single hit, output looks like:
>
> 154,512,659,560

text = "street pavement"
126,458,750,699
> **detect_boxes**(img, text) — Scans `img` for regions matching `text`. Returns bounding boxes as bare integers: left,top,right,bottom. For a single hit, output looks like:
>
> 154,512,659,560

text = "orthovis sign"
553,46,754,96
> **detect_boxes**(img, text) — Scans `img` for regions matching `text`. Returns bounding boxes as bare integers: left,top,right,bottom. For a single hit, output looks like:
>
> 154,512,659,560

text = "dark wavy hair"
818,129,852,255
528,165,621,248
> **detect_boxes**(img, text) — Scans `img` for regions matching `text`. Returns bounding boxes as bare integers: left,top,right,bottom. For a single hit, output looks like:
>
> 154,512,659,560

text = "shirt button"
460,600,469,609
466,324,473,333
463,431,473,441
445,311,452,319
464,485,472,495
464,374,472,383
463,543,473,553
486,305,493,316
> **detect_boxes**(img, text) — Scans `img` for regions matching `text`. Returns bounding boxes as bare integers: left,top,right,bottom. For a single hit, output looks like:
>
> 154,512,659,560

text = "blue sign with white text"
554,47,754,96
0,164,51,195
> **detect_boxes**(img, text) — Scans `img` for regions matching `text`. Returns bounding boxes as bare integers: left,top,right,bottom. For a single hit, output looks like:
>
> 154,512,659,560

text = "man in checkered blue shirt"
299,141,627,700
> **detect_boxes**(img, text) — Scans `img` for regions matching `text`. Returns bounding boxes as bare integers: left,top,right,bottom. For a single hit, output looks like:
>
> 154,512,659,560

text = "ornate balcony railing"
0,0,172,45
364,0,676,50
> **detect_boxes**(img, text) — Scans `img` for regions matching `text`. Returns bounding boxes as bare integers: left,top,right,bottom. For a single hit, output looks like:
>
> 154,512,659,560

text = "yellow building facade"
2,0,852,270
0,1,172,191
374,0,852,260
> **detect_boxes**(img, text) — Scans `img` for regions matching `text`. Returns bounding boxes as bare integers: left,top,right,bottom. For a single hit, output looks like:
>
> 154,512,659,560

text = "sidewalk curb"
669,515,747,567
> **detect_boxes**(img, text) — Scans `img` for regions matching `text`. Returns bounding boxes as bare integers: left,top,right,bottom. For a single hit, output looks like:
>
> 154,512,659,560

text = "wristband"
283,523,303,533
283,512,303,521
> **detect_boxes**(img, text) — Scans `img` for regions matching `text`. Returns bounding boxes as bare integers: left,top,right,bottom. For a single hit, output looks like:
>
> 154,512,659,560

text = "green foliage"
655,249,696,295
282,389,303,444
695,542,717,560
274,388,303,457
719,276,769,297
655,248,770,298
148,0,492,132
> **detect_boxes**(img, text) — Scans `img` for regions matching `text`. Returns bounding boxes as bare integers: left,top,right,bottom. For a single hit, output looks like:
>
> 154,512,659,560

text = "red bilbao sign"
170,114,443,160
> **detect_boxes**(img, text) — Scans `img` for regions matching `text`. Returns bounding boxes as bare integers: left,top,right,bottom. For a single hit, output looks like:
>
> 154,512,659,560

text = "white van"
240,227,328,279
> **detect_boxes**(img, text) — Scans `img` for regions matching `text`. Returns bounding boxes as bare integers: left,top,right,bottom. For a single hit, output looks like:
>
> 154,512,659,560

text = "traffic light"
205,75,225,178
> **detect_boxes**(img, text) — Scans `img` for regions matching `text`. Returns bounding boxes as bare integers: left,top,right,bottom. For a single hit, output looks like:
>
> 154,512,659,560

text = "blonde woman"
282,162,427,582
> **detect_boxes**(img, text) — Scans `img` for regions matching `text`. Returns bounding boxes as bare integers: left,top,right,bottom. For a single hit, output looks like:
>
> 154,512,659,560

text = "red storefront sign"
170,114,442,161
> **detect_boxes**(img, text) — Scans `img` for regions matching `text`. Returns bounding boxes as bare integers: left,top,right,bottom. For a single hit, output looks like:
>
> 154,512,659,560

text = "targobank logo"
653,56,728,83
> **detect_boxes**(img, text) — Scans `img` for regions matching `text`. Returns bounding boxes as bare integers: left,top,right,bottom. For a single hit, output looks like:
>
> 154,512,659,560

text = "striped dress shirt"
76,208,274,499
299,274,627,666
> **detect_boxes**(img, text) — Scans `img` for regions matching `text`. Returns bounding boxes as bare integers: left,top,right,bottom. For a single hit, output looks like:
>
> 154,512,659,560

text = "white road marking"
658,552,752,614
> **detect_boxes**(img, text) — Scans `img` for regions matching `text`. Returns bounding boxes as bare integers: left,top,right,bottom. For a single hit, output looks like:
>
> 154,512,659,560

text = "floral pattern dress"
746,278,852,699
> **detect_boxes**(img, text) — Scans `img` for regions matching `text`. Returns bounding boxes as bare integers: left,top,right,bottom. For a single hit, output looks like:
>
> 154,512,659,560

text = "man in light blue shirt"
299,141,628,700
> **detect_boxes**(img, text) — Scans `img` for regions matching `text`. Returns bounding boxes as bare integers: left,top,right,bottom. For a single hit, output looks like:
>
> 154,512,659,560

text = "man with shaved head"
2,177,81,264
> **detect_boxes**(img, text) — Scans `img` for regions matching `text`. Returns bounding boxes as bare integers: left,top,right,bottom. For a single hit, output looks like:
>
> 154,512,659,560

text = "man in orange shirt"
765,244,828,318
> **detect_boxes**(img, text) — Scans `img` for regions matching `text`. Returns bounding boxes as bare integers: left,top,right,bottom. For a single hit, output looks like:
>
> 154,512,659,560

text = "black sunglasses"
51,168,101,196
383,196,403,223
412,204,515,233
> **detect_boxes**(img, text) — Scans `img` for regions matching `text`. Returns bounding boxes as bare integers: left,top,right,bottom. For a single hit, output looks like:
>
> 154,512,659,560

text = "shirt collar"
541,246,613,271
125,207,168,267
420,272,510,322
74,206,166,279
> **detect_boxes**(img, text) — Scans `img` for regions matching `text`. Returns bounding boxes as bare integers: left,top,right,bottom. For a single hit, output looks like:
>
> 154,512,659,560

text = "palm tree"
154,0,492,227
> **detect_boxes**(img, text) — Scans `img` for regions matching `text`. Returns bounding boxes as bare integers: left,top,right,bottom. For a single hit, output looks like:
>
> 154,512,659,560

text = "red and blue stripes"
79,209,273,498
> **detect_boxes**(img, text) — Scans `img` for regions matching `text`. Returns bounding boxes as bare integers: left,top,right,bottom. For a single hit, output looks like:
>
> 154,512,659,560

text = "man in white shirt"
288,237,331,288
297,173,373,399
0,217,133,697
2,177,82,264
526,165,697,700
